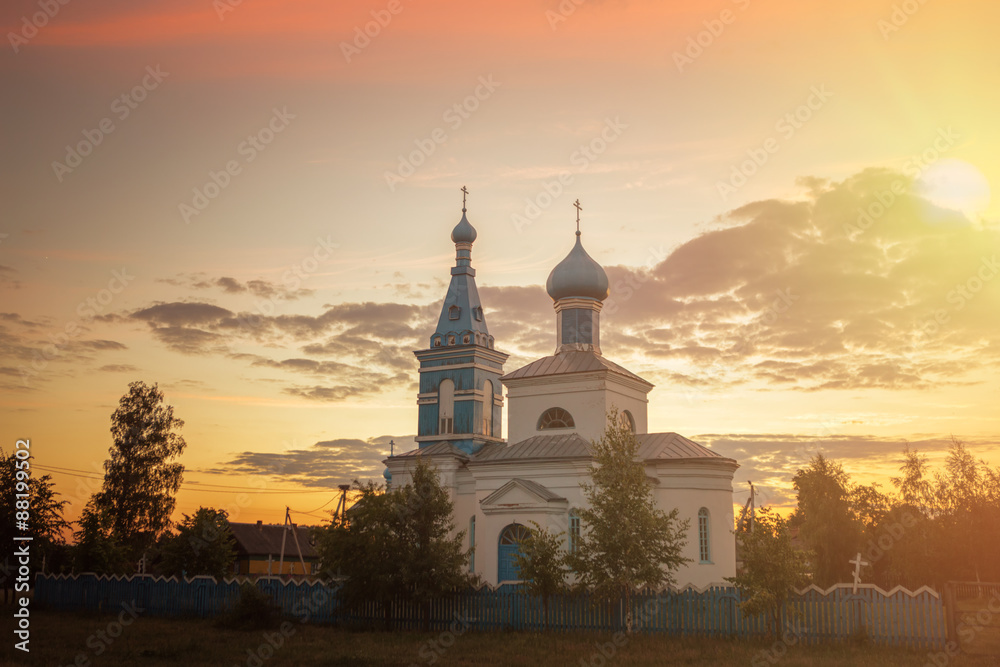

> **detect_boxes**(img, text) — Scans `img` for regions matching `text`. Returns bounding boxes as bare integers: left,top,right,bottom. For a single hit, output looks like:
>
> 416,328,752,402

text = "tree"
93,381,187,559
569,408,690,631
395,458,469,630
159,507,237,579
514,522,569,629
313,480,401,628
314,457,468,631
790,453,862,586
727,507,811,638
71,500,131,575
0,446,72,601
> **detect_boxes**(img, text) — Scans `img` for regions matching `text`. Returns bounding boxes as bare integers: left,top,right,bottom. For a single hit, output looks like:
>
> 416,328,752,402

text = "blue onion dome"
383,467,392,481
451,210,477,243
546,232,610,301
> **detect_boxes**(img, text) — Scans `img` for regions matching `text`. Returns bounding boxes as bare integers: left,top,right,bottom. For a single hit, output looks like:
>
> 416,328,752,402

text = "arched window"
569,511,581,554
619,410,635,433
698,507,711,563
449,305,460,320
432,335,441,348
482,380,494,437
439,379,455,435
469,516,476,573
498,523,531,582
537,407,575,430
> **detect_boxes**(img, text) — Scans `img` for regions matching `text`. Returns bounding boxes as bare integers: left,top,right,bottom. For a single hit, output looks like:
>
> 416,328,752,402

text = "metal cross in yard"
850,552,870,593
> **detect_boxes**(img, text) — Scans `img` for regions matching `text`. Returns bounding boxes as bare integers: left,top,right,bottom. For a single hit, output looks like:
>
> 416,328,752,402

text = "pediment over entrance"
480,478,568,515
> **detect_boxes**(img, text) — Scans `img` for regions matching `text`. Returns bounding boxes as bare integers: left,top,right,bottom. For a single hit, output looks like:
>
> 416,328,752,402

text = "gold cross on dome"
573,199,582,232
461,185,469,210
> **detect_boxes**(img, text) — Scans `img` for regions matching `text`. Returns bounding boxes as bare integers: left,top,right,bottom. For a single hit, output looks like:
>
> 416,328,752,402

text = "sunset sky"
2,0,998,529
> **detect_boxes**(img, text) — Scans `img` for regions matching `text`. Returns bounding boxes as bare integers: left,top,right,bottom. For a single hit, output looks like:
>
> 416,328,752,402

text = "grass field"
3,609,999,667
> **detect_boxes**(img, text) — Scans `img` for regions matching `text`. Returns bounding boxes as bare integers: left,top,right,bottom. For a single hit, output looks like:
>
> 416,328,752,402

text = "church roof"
392,441,471,461
470,432,732,464
501,349,653,387
473,433,591,462
636,432,727,460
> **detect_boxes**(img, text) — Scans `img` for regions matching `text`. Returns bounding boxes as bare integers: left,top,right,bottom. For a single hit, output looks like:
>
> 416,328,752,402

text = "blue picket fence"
34,574,947,649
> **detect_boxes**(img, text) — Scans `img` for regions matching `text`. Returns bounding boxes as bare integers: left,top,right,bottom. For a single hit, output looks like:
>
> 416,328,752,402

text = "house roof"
229,522,319,559
469,432,733,464
500,349,653,387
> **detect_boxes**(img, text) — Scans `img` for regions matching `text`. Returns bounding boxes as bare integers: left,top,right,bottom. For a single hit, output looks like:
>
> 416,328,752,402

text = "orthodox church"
384,196,739,587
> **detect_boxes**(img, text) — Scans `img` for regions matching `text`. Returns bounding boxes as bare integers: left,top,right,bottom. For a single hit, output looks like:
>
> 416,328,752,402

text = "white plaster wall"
505,374,649,445
387,455,736,588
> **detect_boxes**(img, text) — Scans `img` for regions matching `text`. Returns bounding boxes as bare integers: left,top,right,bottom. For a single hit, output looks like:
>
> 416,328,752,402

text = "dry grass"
2,609,998,666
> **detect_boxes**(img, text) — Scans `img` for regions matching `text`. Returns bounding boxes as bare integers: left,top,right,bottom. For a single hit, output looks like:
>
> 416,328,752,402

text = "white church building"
384,198,739,588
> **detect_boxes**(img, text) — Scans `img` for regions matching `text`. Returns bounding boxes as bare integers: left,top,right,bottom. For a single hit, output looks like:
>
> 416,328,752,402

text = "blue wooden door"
498,524,530,582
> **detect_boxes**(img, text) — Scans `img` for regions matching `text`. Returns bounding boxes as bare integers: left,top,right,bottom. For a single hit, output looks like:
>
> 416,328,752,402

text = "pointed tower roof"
430,188,492,348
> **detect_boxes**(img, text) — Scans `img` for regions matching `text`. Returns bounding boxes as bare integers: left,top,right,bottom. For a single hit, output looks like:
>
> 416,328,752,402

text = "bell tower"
413,188,508,454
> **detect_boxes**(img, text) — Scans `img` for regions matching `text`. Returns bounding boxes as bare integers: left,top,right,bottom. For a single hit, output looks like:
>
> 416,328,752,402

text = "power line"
33,464,332,495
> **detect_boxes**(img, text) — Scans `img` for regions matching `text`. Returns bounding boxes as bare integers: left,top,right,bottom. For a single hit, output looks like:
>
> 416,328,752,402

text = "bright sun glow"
916,159,992,221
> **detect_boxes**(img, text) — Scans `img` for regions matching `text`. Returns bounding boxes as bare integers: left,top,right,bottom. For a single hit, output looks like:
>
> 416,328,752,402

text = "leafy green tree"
570,408,690,631
727,507,811,638
159,507,237,579
514,521,569,629
314,458,468,630
1,447,72,600
314,480,400,627
790,453,862,586
396,459,469,626
93,381,187,559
